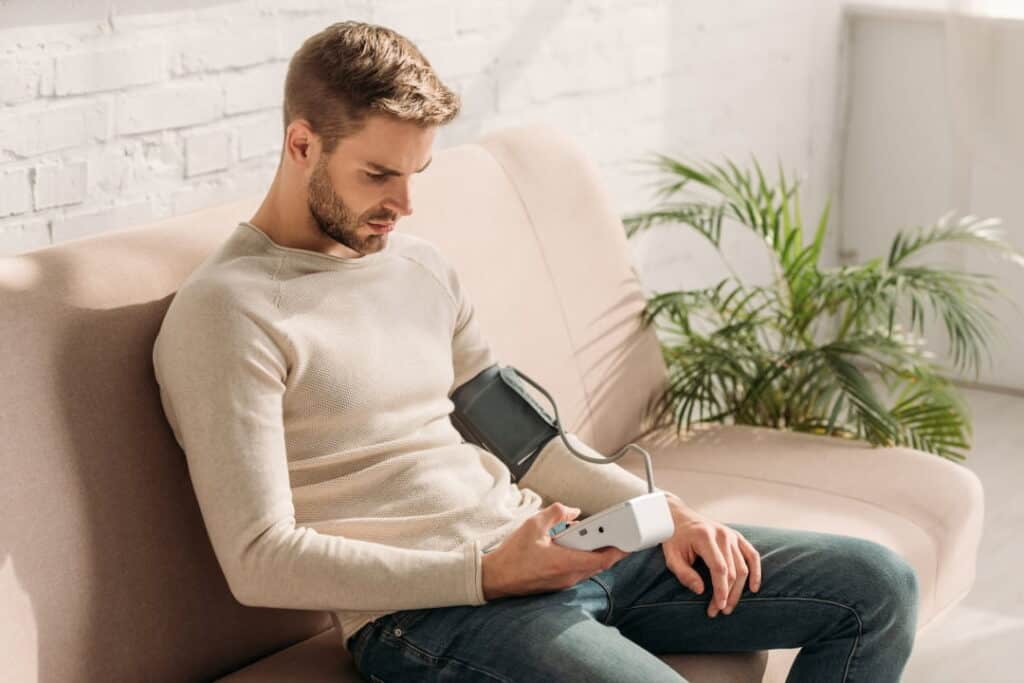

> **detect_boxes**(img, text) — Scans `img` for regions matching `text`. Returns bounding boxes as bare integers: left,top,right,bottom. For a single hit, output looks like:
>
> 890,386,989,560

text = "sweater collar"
238,221,396,268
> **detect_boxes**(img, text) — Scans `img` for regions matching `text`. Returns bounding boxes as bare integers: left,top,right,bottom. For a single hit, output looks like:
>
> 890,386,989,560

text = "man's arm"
153,283,486,612
443,258,655,517
517,434,659,517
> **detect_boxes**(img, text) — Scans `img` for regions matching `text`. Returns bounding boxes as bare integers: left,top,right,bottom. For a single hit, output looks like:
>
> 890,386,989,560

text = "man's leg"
347,523,919,683
602,523,920,683
348,576,689,683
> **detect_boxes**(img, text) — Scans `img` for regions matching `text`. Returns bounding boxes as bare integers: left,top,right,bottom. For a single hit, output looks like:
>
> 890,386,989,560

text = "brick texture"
0,0,845,280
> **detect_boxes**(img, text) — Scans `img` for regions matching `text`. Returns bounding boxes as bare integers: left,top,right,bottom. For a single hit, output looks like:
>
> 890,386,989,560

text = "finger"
739,535,762,592
667,555,704,595
551,503,581,523
710,530,735,617
663,548,704,593
594,547,627,572
722,543,748,615
537,504,581,534
722,532,737,603
556,544,621,573
701,534,730,617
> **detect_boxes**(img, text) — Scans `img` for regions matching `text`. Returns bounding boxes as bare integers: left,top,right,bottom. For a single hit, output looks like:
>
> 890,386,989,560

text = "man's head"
273,21,460,256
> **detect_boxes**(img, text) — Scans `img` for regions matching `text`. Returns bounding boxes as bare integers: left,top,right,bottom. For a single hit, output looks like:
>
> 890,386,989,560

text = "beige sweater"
151,221,651,650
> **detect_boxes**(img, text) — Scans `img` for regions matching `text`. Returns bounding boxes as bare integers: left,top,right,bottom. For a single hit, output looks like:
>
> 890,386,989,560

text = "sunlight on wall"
956,0,1024,18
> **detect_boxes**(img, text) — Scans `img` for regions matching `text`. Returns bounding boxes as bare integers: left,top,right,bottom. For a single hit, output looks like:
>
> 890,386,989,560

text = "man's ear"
285,120,317,167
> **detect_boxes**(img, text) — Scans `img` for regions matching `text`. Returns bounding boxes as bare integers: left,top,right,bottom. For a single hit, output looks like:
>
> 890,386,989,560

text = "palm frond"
625,152,1021,460
888,212,1024,268
623,203,725,246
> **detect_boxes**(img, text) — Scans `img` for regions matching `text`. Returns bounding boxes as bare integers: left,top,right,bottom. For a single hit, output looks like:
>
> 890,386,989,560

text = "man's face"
306,114,436,256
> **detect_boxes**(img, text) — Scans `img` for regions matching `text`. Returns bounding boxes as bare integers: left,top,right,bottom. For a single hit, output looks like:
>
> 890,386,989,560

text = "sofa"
0,124,984,682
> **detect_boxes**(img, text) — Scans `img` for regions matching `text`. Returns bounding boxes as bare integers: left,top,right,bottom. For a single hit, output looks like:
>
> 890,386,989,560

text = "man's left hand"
660,493,762,618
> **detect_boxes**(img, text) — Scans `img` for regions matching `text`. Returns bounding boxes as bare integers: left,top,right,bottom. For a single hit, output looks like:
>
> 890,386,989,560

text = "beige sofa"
0,124,983,682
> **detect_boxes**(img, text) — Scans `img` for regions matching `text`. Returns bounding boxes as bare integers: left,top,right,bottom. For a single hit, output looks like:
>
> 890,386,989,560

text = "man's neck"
249,185,361,259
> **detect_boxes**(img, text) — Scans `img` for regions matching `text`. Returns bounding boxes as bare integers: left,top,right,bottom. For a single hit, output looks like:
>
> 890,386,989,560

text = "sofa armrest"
624,424,984,608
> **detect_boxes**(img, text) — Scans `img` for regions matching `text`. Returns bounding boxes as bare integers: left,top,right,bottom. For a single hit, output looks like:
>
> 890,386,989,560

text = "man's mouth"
366,214,396,233
367,221,394,233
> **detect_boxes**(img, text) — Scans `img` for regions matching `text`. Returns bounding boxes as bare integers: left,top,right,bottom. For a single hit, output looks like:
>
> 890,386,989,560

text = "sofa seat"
217,626,768,683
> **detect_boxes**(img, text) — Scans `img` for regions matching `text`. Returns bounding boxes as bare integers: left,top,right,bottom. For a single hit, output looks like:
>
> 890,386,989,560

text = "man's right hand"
481,503,630,600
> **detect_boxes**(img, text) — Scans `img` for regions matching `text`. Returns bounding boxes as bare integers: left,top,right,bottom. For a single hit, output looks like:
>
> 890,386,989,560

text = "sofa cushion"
0,197,342,683
217,628,768,683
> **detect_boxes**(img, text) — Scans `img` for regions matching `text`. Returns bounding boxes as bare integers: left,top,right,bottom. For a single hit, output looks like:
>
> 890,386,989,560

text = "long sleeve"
444,257,496,396
517,434,656,518
441,259,654,518
152,282,486,612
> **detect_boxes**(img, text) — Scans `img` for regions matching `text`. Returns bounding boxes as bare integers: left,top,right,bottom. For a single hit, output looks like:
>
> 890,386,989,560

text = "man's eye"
365,172,388,183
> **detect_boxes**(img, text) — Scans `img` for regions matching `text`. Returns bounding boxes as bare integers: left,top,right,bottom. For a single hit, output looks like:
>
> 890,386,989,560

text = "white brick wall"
0,55,51,105
0,167,31,217
0,100,111,158
116,81,224,135
33,160,88,210
222,63,288,115
0,0,867,286
185,128,233,178
54,43,166,96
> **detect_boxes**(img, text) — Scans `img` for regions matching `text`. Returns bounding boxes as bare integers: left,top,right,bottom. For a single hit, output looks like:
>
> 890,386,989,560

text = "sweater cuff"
468,539,487,605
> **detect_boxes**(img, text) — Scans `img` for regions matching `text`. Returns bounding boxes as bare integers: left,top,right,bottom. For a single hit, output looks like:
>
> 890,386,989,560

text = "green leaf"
626,152,1016,460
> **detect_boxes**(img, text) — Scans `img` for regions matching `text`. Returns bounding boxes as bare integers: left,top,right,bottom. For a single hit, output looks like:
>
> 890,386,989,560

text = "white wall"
0,0,856,294
7,0,997,302
839,7,1024,389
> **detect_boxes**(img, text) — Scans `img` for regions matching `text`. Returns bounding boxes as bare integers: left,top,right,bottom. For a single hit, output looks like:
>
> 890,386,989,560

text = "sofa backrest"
0,124,667,682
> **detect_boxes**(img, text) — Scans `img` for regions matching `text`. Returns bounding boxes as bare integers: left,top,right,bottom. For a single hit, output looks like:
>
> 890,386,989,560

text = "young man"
152,21,920,682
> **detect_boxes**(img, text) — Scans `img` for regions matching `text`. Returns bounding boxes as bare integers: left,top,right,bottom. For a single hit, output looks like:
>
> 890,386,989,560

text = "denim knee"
840,538,920,637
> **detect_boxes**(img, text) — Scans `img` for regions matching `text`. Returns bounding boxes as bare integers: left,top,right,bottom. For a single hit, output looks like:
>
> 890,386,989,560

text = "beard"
307,154,394,256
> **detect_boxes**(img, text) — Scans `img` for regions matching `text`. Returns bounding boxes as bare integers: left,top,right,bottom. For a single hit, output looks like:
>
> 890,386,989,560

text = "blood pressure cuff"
449,364,559,482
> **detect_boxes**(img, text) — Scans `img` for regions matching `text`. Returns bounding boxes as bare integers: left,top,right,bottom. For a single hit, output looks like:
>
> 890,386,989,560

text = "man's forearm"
517,433,657,517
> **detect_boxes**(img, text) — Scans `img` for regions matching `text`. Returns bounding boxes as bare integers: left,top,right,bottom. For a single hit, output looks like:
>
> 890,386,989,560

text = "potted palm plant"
624,155,1024,461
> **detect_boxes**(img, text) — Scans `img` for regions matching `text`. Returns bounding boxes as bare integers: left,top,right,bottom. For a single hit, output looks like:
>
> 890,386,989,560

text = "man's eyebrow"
365,157,433,176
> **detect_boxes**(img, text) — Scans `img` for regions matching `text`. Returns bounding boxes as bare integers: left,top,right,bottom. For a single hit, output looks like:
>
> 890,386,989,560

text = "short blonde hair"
283,21,461,155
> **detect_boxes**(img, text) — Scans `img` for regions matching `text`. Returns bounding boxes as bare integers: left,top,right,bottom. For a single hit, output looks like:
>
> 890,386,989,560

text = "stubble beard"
307,155,392,256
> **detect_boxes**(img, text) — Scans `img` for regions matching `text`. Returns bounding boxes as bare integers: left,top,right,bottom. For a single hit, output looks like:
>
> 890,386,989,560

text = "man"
152,21,919,682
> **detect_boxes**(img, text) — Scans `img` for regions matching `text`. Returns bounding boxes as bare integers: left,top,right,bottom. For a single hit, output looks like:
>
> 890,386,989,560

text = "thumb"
543,503,581,525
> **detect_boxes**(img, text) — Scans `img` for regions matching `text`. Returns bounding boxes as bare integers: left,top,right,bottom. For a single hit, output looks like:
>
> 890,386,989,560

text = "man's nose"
384,180,413,218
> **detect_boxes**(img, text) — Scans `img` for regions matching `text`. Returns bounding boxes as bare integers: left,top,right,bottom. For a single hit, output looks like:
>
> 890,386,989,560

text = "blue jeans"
346,523,920,682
